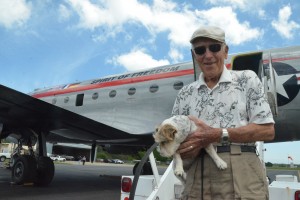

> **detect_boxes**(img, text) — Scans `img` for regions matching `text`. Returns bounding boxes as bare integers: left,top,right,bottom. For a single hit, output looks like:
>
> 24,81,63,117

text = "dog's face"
153,123,179,157
153,115,194,157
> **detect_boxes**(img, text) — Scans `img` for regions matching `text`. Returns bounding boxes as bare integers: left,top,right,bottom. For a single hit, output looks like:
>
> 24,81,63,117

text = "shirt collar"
196,65,232,88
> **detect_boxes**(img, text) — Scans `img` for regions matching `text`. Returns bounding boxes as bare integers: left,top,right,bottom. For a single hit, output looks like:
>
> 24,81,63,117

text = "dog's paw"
216,159,227,170
175,173,186,186
174,168,185,177
174,169,184,177
182,172,187,181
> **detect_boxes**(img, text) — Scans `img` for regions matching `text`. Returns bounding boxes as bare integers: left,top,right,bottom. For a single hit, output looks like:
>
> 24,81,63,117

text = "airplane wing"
0,84,153,146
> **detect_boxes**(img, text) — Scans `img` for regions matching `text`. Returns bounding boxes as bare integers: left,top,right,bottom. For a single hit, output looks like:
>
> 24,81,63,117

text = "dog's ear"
153,126,160,138
162,124,177,141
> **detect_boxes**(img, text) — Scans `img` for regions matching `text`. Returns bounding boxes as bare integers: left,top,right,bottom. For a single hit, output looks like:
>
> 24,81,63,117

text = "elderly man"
172,26,275,200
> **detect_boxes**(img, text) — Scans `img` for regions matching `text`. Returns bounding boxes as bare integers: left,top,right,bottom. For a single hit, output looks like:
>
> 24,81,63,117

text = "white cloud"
168,48,184,63
207,0,245,10
206,0,270,12
66,1,261,47
58,4,72,22
109,49,170,71
66,0,106,30
65,0,263,68
0,0,31,28
148,6,198,46
195,7,262,45
66,0,192,46
258,9,266,19
66,0,149,30
271,5,300,39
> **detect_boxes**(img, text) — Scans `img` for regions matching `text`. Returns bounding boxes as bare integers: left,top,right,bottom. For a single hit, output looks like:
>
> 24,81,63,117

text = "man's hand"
177,134,202,159
177,116,221,159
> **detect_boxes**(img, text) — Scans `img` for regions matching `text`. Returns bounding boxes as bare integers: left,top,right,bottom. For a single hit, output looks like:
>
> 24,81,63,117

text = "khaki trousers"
181,146,269,200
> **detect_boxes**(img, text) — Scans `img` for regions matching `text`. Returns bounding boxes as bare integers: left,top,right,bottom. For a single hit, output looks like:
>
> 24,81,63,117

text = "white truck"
50,155,66,162
269,175,300,200
120,142,300,200
0,152,11,162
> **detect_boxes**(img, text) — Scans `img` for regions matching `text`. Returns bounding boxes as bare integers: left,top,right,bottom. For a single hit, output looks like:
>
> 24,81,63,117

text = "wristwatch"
221,129,229,144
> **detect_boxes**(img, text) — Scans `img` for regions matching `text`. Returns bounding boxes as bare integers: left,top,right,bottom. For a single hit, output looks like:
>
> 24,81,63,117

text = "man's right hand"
177,116,221,159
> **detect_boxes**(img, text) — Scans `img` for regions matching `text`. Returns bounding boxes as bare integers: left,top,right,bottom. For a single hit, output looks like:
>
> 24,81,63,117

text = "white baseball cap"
190,26,225,44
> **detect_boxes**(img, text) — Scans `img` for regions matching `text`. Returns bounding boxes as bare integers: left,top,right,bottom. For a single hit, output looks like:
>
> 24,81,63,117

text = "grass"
266,166,300,170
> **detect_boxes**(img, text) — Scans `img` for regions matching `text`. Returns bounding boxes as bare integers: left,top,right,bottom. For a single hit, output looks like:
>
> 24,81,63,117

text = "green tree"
153,148,170,162
137,151,146,159
265,162,273,167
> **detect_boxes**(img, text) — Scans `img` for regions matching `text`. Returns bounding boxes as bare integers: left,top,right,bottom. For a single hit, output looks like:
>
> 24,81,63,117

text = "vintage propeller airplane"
0,45,300,186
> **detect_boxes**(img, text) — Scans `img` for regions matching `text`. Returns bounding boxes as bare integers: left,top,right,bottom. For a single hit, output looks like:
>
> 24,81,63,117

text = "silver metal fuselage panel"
39,63,194,136
34,46,300,143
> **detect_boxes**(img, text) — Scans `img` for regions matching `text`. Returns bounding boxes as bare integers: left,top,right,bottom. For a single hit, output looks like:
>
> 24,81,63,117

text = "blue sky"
0,0,300,164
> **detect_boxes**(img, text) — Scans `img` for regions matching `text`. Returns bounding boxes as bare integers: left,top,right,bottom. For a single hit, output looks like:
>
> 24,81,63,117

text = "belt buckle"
230,145,242,155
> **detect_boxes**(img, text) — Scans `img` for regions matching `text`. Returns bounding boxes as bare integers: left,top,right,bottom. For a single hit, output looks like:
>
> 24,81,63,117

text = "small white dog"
153,115,227,183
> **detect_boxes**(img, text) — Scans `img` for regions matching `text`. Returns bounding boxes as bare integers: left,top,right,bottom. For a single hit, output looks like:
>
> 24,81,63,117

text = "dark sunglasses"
193,43,223,55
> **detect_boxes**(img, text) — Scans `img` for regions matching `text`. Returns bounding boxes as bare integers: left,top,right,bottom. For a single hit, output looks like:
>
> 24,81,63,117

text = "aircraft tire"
133,162,153,175
35,156,55,186
9,154,18,169
12,155,37,185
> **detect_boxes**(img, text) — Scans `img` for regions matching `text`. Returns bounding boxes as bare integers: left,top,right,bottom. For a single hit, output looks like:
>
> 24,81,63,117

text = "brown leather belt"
216,145,256,153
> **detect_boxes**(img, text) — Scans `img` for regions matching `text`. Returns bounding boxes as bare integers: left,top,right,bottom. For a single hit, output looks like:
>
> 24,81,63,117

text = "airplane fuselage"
31,46,300,143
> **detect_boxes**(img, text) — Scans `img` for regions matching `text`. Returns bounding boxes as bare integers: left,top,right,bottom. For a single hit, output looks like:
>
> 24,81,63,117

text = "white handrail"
149,152,160,186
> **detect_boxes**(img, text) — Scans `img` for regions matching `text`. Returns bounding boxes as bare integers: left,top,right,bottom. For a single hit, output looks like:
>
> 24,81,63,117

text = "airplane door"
260,53,278,116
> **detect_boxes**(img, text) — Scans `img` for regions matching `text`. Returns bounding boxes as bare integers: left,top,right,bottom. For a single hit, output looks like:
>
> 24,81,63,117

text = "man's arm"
178,116,275,159
227,122,274,143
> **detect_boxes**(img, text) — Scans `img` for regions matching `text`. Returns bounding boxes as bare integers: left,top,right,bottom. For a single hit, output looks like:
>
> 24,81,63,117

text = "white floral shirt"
172,66,275,130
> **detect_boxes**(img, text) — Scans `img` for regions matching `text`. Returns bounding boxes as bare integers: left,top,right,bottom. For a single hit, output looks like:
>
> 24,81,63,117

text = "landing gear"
35,156,55,186
12,155,37,184
10,130,54,186
12,156,55,186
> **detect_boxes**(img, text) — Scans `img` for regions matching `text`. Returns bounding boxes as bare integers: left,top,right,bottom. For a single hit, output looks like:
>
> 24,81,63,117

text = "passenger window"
92,92,98,100
173,81,184,90
52,98,57,105
64,97,69,103
128,87,136,95
76,94,84,106
109,90,117,98
149,84,159,93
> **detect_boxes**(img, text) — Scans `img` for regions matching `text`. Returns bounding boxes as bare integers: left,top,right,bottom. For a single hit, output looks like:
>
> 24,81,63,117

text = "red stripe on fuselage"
32,55,300,99
263,56,300,64
32,69,194,98
226,56,300,70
